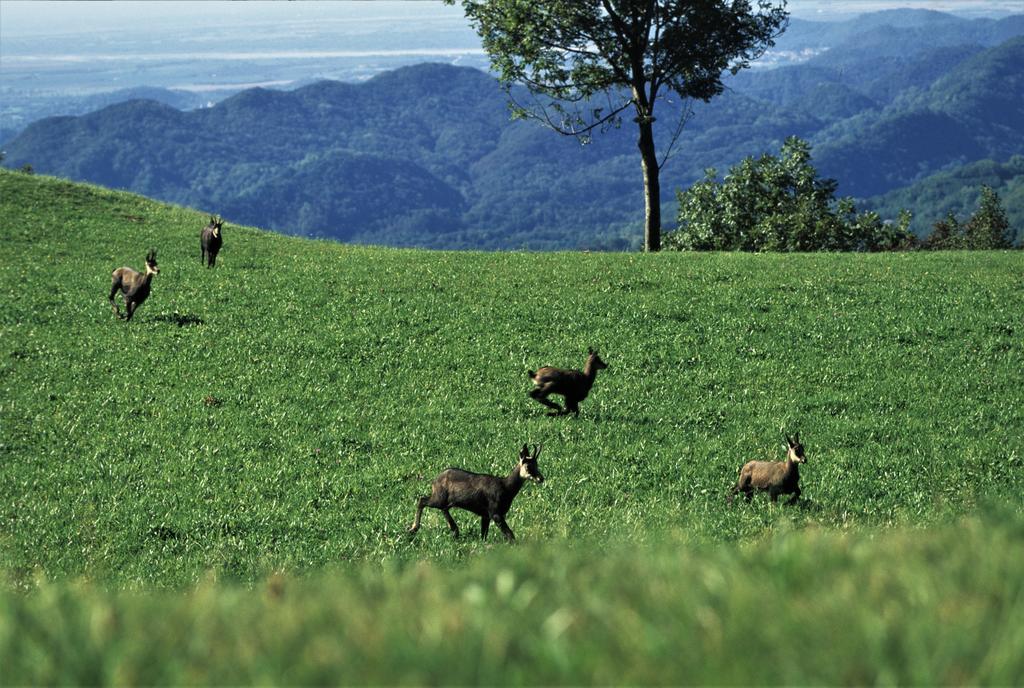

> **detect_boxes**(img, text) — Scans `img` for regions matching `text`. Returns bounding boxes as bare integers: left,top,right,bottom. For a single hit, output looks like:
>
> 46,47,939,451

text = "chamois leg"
442,508,460,538
480,515,490,539
730,474,753,504
565,398,580,417
731,486,755,504
408,495,430,534
201,245,206,266
529,386,563,415
787,487,801,506
493,514,515,542
125,300,137,322
109,280,123,318
727,484,739,504
209,252,217,268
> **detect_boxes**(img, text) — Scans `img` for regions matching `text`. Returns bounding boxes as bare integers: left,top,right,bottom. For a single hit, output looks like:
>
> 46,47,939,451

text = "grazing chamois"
408,444,544,541
728,434,807,505
528,348,608,416
200,215,224,267
109,249,159,321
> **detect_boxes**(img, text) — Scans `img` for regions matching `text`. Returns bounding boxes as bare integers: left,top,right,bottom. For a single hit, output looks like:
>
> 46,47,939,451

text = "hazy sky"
1,0,1020,96
787,0,1023,17
2,0,1022,38
0,2,472,40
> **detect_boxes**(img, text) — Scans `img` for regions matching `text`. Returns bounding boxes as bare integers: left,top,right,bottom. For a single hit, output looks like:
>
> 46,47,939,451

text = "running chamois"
200,215,224,268
109,249,159,321
728,434,807,505
408,444,544,541
528,348,608,416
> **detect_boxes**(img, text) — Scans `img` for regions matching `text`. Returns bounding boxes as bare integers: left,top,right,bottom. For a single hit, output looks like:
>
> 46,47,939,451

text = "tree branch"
656,96,694,170
508,85,634,140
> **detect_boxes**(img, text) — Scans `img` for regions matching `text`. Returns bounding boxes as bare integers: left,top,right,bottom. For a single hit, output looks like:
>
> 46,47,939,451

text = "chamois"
528,348,608,416
408,444,544,541
728,434,807,505
109,249,159,321
200,215,224,267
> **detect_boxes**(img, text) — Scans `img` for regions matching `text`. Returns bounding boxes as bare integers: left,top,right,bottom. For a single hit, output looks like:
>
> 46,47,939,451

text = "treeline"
863,156,1024,239
666,138,1019,252
922,186,1017,250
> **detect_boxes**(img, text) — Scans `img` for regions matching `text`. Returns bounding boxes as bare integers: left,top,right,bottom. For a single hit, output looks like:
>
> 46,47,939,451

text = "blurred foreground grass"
3,508,1023,685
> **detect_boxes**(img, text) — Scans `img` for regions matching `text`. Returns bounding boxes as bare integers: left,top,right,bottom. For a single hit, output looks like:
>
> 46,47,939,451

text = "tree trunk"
637,117,661,252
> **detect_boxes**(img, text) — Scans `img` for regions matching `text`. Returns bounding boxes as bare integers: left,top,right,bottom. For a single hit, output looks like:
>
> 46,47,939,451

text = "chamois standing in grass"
200,215,224,267
408,444,544,541
528,348,608,416
109,249,159,321
728,434,807,505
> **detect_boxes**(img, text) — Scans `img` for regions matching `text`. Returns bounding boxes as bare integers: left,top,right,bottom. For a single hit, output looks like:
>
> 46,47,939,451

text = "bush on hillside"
922,185,1016,249
666,137,915,252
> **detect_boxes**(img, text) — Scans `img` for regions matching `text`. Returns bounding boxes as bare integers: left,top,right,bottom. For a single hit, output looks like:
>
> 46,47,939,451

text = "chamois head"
786,433,806,463
586,347,608,371
145,248,160,275
208,215,224,238
518,444,545,483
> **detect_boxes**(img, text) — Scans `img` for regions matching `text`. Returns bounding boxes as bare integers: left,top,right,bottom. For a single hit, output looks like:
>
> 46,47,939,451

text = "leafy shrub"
666,137,914,252
923,185,1017,249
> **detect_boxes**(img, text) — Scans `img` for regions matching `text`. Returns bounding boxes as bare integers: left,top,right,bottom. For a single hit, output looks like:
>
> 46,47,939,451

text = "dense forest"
3,10,1022,249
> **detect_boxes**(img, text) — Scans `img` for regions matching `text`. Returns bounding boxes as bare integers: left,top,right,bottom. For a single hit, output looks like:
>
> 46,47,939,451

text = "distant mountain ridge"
811,36,1024,198
4,10,1023,249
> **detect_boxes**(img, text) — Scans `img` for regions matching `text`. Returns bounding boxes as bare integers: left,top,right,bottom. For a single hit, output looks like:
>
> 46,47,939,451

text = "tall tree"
923,187,1015,250
445,0,788,251
963,185,1013,249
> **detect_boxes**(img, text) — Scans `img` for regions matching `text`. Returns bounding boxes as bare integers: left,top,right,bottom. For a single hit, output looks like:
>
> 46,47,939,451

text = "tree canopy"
922,185,1016,250
446,0,789,251
666,136,915,252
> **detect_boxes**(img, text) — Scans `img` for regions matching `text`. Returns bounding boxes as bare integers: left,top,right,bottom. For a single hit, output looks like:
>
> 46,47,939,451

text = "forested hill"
3,12,1023,249
864,156,1024,237
2,63,812,250
811,35,1024,198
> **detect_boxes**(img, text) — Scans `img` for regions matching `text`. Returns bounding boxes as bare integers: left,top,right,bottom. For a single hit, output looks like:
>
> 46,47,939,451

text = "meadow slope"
1,170,1023,682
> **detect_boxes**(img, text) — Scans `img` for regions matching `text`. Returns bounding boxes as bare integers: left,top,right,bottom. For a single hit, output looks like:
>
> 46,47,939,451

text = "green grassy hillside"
1,170,1023,683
